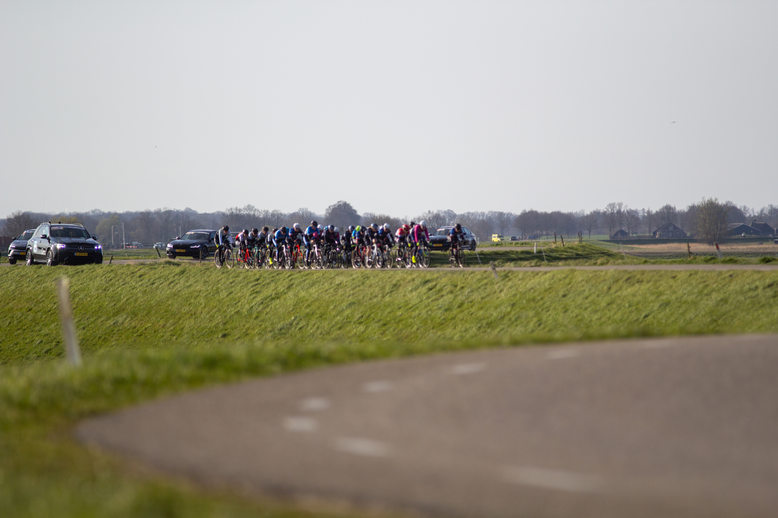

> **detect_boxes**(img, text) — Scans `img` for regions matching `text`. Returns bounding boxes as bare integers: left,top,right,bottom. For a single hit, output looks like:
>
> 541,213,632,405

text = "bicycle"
351,242,368,268
449,241,465,268
412,241,430,268
214,243,234,269
253,244,269,269
236,245,254,269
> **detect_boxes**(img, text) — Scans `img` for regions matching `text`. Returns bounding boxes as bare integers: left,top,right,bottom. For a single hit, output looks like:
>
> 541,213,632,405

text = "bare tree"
644,208,654,236
3,211,37,237
604,202,625,236
695,198,729,245
624,208,640,235
657,204,678,227
580,211,599,238
324,201,359,229
489,211,513,236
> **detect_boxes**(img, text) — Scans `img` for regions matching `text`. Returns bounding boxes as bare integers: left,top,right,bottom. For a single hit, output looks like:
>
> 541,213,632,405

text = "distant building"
728,223,762,236
750,219,775,236
653,223,687,238
610,229,630,239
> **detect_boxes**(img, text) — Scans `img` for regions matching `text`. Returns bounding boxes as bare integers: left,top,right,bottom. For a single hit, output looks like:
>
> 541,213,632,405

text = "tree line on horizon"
3,200,777,248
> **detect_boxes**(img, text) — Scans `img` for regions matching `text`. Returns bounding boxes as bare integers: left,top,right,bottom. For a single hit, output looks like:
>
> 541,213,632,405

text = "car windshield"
181,232,209,241
19,230,34,240
434,229,450,236
50,227,91,239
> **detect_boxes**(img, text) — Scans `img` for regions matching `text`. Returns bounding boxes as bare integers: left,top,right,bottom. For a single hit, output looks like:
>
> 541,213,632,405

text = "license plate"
75,252,88,257
433,244,442,248
176,249,185,253
19,251,26,256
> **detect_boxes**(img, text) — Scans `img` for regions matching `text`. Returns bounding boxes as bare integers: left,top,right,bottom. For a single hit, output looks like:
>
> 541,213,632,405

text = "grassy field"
2,262,778,517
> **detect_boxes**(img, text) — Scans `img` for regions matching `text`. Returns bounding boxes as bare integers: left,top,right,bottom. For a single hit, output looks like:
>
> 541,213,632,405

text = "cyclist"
342,225,355,252
215,225,232,264
410,220,430,266
273,226,289,262
378,223,395,249
364,223,379,247
290,223,304,246
411,220,430,249
216,225,231,247
323,224,338,250
303,220,319,266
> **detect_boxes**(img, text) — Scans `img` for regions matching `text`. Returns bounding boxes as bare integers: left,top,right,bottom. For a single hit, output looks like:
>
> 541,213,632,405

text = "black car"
166,229,217,260
26,223,103,265
6,228,35,265
429,226,478,251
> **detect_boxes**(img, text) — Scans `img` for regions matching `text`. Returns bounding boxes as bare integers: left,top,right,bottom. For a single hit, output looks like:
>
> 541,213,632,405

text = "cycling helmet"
420,220,427,228
281,226,288,232
262,226,269,232
311,220,318,227
371,223,378,230
403,224,410,231
455,223,462,231
355,225,361,232
318,224,323,230
224,225,230,232
410,221,415,227
334,227,340,233
252,228,258,233
242,228,248,234
294,223,301,230
383,223,390,230
328,224,334,231
348,225,354,232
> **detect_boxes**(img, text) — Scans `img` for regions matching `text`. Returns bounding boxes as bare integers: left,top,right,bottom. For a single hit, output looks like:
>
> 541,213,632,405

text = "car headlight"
55,244,67,249
9,244,15,249
191,244,201,248
166,243,173,248
95,245,102,250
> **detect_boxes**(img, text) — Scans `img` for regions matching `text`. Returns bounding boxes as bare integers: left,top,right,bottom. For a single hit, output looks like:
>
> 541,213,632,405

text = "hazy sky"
2,0,776,218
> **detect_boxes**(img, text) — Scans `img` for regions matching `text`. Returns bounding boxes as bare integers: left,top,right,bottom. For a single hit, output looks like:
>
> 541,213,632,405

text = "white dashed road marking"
283,416,319,432
546,349,579,360
334,437,393,458
451,362,487,375
363,381,394,393
300,397,330,411
501,466,604,493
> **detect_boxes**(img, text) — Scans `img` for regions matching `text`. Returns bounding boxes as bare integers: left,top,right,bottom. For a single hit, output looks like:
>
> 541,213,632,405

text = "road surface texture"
77,335,778,517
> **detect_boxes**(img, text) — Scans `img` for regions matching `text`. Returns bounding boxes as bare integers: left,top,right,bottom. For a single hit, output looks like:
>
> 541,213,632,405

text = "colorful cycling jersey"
273,228,288,246
395,227,406,238
412,225,429,243
449,227,465,244
305,225,318,237
364,227,378,245
255,231,267,245
217,227,231,246
289,228,303,243
235,233,249,247
323,229,338,246
378,228,395,245
341,232,354,249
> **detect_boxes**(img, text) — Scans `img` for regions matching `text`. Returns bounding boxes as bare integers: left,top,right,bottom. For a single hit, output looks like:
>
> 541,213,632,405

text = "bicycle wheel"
457,250,466,267
420,245,430,268
214,248,224,268
224,248,234,269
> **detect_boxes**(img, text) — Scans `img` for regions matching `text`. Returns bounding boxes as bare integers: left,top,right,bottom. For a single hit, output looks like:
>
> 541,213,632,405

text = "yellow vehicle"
491,234,503,242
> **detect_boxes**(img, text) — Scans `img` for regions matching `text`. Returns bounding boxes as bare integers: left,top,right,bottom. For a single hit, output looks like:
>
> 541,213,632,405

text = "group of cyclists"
212,220,469,269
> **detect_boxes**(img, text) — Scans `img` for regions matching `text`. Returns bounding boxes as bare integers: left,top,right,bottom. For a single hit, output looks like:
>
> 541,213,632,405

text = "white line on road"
546,349,579,360
363,381,394,393
283,416,319,432
334,437,392,458
451,362,487,375
300,397,331,411
501,466,604,493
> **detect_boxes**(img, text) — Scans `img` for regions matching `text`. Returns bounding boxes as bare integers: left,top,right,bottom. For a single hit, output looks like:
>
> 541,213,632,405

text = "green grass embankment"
1,263,777,518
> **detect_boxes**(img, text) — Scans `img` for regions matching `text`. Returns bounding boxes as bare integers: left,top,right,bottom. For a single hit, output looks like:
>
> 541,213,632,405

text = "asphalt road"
77,335,778,517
